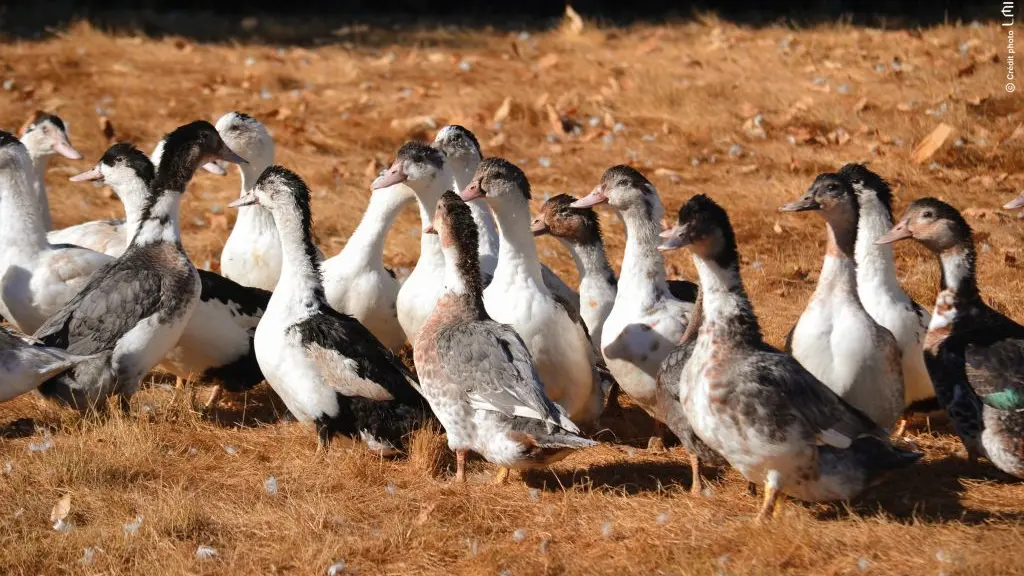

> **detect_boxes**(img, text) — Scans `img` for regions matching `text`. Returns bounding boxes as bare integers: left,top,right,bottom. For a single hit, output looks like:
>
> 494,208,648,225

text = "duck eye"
921,210,933,219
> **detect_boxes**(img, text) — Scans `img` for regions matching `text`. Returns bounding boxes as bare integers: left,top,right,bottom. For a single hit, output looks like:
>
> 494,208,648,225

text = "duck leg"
316,425,331,454
893,418,908,438
455,449,467,483
492,466,510,485
203,386,223,414
755,482,780,522
648,421,666,451
689,453,702,495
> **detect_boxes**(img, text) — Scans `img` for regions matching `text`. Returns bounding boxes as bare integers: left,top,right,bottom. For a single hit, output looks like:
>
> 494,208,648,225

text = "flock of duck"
2,111,1023,520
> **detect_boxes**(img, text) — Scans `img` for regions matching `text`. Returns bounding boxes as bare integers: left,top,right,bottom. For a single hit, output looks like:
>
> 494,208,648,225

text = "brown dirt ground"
2,15,1024,576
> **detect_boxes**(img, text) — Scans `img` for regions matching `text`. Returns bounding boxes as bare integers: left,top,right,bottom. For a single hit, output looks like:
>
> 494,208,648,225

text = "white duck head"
372,141,449,229
215,111,275,188
19,112,82,162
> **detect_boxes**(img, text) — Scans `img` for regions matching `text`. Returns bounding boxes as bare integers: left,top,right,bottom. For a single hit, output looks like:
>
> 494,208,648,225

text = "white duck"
460,158,605,429
841,164,936,422
571,166,695,428
216,112,314,291
0,132,111,335
231,165,432,454
34,121,247,411
372,141,452,344
321,181,414,352
779,172,904,429
18,112,83,231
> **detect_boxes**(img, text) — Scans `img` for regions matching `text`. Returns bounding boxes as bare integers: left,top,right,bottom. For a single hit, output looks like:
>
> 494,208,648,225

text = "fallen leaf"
738,102,759,118
654,167,682,178
390,115,437,135
537,54,560,71
773,221,783,234
853,97,870,112
487,133,507,148
99,116,115,141
415,502,438,526
737,164,759,174
896,102,913,112
957,62,977,77
912,123,954,164
493,97,513,124
563,5,584,35
636,37,660,55
51,494,71,524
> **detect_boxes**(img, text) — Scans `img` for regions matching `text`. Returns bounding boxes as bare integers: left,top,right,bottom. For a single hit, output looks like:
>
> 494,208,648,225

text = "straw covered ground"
1,12,1023,575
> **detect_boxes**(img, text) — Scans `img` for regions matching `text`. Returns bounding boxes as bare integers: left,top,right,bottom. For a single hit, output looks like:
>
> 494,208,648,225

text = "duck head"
459,157,529,210
70,142,154,200
433,125,482,169
19,112,82,160
659,194,737,263
531,193,603,244
572,165,657,213
151,128,230,177
214,111,275,177
780,172,860,222
875,197,972,253
153,120,247,187
836,163,893,216
0,130,33,172
1004,191,1024,210
372,141,446,192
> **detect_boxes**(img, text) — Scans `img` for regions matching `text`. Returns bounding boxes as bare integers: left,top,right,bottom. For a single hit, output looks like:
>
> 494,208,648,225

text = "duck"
321,181,414,353
415,191,596,482
460,158,605,429
434,125,580,312
373,141,453,344
49,142,155,256
661,194,921,520
0,132,111,335
67,141,271,411
230,165,432,454
840,164,937,425
1005,191,1024,210
0,324,102,403
216,112,319,292
571,166,697,439
33,120,247,411
876,198,1024,478
18,112,83,231
779,172,904,429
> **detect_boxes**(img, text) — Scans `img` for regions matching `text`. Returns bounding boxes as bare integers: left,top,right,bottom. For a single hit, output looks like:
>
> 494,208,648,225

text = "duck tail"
851,436,922,484
38,351,118,413
509,425,598,467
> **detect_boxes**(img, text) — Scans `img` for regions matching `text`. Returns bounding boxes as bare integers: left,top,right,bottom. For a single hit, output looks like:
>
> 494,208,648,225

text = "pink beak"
69,166,103,182
53,136,83,160
460,181,483,201
372,162,407,190
570,184,608,208
1004,193,1024,211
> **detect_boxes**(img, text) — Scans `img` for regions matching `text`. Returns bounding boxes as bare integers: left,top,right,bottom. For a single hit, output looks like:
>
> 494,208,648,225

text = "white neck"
441,246,469,296
409,169,452,272
26,150,53,231
561,239,615,290
271,203,323,302
113,180,151,249
939,249,971,293
854,194,908,304
618,203,670,305
0,163,49,251
338,186,414,267
467,200,500,260
132,193,183,246
490,198,547,291
813,222,859,299
233,158,277,232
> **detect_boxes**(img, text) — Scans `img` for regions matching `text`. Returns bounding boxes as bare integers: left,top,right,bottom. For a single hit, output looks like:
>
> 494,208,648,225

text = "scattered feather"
223,445,238,456
513,528,526,542
123,515,143,535
28,434,53,453
195,545,218,560
264,475,278,495
327,561,346,575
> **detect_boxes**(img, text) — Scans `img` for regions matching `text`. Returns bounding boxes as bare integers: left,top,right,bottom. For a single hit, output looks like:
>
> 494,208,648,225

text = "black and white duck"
230,166,432,454
415,191,595,482
33,121,247,411
662,194,920,520
877,198,1024,478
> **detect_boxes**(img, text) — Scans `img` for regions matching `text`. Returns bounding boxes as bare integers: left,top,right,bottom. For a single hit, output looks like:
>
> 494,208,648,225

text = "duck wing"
197,269,270,329
753,348,886,448
965,336,1024,411
436,320,577,433
294,305,422,403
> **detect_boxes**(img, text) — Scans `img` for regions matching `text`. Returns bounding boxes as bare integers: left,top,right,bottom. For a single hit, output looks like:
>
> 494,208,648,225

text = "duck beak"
216,144,248,165
228,191,259,208
658,225,690,252
530,217,550,237
1004,192,1024,210
570,184,608,209
69,166,103,183
423,223,438,235
778,193,819,213
875,220,912,245
372,162,407,190
460,181,483,201
53,135,83,160
202,161,227,176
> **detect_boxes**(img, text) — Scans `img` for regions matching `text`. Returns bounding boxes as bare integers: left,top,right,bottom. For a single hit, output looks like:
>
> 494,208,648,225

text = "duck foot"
455,450,467,483
202,386,223,415
688,453,702,495
316,425,331,455
755,482,780,522
492,466,510,485
892,418,908,438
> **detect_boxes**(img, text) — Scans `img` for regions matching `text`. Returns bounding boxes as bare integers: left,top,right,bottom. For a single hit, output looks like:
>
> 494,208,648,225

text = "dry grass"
2,15,1024,575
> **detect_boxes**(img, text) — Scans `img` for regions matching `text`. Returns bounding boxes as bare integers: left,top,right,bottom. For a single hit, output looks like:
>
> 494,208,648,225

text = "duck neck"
813,212,859,299
19,134,54,231
410,173,451,271
234,159,277,231
619,202,670,305
0,164,48,251
937,243,979,304
560,237,616,293
854,193,904,301
491,199,547,291
340,187,414,266
271,202,324,302
693,248,762,345
439,246,488,323
114,180,151,249
467,199,500,260
131,192,183,247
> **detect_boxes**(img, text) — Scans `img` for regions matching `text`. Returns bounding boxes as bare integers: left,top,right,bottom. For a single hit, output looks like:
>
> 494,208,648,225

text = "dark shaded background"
0,0,993,41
